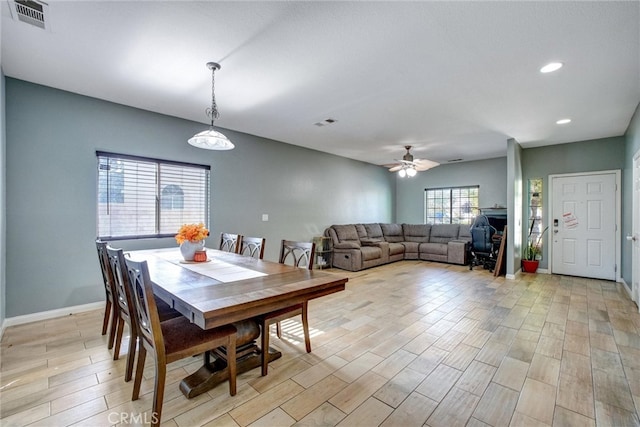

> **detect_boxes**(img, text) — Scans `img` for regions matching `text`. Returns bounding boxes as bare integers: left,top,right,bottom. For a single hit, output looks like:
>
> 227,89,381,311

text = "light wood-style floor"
2,261,640,427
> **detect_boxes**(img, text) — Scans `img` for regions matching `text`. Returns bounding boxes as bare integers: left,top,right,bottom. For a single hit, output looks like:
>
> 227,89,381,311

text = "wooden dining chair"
124,257,238,427
239,236,266,259
219,232,242,253
96,239,118,350
105,246,181,381
257,240,316,375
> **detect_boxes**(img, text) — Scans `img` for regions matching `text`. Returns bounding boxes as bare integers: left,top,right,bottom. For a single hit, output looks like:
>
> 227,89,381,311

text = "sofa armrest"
447,240,468,265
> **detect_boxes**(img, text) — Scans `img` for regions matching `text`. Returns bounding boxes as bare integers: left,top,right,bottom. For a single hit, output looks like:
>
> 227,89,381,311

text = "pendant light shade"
188,62,234,150
188,128,234,150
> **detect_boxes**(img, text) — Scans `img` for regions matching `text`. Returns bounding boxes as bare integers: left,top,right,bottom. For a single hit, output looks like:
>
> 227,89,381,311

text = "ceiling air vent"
8,0,49,30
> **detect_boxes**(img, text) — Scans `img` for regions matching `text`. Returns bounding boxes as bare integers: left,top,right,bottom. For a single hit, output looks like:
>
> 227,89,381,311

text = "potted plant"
523,219,548,273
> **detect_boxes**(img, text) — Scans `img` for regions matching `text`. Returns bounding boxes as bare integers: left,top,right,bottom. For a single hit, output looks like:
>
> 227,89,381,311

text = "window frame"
424,185,479,225
96,151,210,241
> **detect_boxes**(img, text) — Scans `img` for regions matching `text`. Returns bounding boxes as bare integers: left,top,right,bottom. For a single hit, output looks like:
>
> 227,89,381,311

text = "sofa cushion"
360,246,382,261
355,224,368,240
363,223,384,239
332,224,360,244
429,224,460,243
402,241,420,253
361,238,383,246
419,242,448,256
381,223,404,243
458,225,472,241
403,224,431,242
334,241,361,249
388,242,405,256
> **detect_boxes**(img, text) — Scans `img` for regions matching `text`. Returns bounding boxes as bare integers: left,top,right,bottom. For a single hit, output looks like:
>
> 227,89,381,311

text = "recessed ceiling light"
540,62,563,73
556,118,571,125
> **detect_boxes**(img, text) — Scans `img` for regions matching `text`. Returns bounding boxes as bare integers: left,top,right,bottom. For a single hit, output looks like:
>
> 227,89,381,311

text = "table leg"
178,319,282,398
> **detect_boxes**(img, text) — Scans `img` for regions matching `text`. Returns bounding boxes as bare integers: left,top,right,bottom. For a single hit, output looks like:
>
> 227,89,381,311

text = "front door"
550,172,618,280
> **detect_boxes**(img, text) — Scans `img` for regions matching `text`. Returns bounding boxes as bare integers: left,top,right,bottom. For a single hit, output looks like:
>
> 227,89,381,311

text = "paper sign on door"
563,212,578,229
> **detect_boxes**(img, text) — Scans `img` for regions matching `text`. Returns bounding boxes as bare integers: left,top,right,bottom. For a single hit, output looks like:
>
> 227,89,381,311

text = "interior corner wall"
5,78,395,317
506,138,523,277
1,71,6,329
521,136,626,272
624,102,640,285
395,157,508,224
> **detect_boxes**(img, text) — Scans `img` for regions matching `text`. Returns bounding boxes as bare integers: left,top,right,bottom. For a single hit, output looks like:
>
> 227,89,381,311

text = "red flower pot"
522,259,539,273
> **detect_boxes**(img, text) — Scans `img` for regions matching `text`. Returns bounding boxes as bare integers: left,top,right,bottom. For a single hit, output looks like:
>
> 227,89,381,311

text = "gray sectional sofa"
324,223,471,272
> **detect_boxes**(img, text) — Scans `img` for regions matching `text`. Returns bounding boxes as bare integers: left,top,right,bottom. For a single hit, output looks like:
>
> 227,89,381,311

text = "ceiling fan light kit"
389,145,439,178
188,62,235,150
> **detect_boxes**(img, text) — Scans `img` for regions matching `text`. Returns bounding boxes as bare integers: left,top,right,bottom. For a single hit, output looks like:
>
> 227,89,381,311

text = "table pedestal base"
178,319,281,398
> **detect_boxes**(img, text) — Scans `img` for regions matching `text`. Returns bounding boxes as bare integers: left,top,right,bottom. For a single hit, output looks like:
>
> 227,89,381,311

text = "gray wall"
623,103,640,285
1,71,6,327
395,157,508,224
521,137,626,271
5,78,394,317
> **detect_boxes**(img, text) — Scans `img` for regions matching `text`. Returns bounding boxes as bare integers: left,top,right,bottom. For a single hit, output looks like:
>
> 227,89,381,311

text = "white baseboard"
1,301,104,339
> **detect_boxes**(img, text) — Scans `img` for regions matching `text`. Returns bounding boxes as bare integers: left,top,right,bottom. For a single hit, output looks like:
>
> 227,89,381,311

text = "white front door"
551,172,618,280
630,153,640,308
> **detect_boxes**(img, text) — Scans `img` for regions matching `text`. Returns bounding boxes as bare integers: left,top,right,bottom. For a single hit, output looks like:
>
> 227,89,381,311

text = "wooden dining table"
129,247,348,398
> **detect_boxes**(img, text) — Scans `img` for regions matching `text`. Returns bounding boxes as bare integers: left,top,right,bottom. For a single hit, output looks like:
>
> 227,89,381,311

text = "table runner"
152,250,267,282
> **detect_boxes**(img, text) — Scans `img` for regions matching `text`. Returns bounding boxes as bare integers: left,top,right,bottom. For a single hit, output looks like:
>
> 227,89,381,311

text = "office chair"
469,215,498,272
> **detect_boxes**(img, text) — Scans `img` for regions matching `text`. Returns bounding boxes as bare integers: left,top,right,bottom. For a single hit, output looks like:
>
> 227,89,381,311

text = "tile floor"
1,261,640,426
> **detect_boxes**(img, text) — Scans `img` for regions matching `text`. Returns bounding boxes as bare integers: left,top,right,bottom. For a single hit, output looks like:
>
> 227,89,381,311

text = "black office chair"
469,215,499,271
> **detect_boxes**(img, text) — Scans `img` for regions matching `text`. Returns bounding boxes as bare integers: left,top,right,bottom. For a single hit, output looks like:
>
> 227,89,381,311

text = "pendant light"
188,62,234,150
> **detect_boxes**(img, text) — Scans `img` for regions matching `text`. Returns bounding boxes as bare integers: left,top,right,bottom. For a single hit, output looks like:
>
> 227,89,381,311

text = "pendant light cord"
206,63,220,127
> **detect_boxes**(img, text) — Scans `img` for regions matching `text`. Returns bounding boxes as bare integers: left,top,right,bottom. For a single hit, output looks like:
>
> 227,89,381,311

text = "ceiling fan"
388,146,440,177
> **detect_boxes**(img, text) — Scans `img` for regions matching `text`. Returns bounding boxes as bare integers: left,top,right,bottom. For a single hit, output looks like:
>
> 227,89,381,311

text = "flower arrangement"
175,223,209,244
525,218,548,261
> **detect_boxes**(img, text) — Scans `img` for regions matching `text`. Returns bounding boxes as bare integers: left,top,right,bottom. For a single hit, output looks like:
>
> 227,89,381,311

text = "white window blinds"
97,152,210,240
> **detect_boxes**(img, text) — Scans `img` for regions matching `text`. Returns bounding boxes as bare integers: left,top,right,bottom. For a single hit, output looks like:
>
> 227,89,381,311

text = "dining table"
129,247,348,398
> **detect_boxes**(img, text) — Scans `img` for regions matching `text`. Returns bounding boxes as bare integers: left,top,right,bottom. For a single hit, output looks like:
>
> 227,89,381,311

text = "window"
97,152,210,240
424,186,479,224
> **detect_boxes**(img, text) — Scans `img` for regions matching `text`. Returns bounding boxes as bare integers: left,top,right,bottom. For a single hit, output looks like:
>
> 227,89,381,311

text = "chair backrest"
220,233,242,253
96,239,116,301
279,240,316,270
106,246,135,321
124,258,165,357
470,215,496,253
240,236,265,259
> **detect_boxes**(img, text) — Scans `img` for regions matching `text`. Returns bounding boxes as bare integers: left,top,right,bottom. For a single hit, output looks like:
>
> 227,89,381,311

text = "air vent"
314,118,338,127
8,0,49,30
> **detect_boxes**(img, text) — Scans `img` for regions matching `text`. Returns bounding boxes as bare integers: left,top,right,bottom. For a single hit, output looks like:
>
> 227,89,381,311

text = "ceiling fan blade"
413,159,440,171
388,164,403,172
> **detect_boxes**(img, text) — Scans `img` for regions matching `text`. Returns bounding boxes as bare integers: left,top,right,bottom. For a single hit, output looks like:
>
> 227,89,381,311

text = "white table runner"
153,251,267,282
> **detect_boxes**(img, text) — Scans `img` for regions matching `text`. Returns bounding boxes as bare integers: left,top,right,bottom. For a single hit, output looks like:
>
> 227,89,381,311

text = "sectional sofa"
324,223,471,272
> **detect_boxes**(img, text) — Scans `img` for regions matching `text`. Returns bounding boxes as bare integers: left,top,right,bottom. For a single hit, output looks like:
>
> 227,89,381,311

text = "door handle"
626,234,637,242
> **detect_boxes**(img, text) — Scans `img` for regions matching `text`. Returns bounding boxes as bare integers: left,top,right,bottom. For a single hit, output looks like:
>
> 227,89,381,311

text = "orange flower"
175,223,209,244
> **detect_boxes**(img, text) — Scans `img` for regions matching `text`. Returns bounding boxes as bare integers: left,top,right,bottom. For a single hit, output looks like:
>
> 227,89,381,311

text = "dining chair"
95,239,118,350
257,239,316,375
239,236,266,259
124,257,237,427
219,232,242,253
105,246,181,382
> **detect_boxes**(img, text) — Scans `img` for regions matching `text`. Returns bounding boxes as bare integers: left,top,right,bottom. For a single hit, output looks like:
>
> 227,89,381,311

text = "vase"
180,240,205,261
522,259,539,273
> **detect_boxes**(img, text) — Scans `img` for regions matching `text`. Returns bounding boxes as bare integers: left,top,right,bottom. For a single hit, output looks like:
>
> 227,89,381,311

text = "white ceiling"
2,1,639,167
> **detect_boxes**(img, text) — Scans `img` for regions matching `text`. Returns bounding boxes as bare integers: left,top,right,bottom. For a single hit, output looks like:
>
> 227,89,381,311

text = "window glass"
97,152,210,240
425,186,479,224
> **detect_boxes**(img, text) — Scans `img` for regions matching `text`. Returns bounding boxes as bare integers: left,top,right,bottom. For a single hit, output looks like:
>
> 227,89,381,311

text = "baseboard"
2,301,104,332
